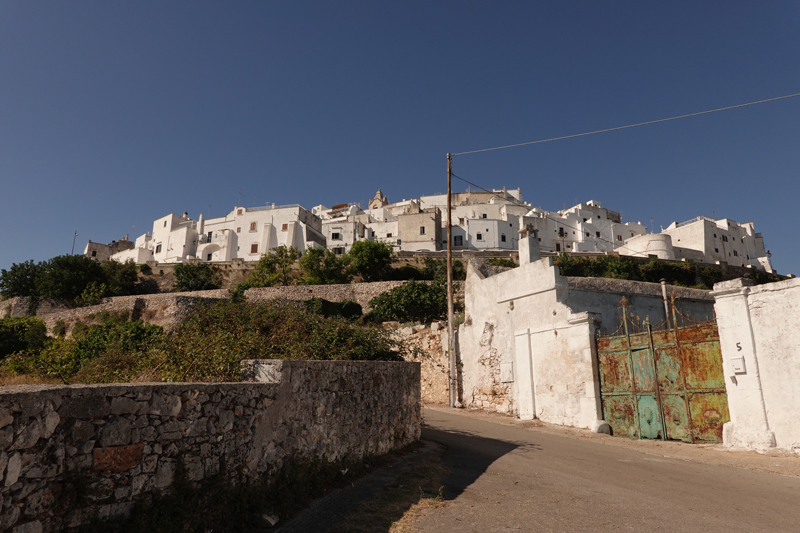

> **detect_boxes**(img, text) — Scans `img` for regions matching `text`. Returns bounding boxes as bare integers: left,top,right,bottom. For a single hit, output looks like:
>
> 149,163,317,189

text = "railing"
672,215,716,229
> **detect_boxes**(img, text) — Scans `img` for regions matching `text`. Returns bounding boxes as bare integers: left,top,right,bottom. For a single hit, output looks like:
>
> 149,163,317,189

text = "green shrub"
139,263,153,275
368,279,448,324
487,257,517,269
348,240,394,282
298,248,351,285
54,320,66,337
420,257,466,281
0,317,47,358
247,247,302,287
173,263,220,292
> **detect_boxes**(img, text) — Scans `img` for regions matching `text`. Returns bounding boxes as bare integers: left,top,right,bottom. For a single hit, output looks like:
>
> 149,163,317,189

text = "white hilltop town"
84,188,775,273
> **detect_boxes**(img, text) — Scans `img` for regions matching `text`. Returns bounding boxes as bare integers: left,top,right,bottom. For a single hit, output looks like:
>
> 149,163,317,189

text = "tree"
173,263,220,292
299,247,352,285
101,259,139,296
247,247,302,287
0,260,42,299
36,255,106,303
348,240,394,282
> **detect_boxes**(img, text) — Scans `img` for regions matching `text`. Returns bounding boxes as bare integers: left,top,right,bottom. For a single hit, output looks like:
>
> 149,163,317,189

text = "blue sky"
1,2,799,274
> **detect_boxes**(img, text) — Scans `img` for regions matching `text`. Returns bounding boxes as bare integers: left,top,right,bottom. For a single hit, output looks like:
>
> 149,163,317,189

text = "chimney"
125,234,129,240
518,225,540,265
197,213,204,235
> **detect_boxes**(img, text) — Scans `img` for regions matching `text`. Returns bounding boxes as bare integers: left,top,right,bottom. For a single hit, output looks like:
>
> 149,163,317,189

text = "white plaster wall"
616,233,676,260
713,278,800,451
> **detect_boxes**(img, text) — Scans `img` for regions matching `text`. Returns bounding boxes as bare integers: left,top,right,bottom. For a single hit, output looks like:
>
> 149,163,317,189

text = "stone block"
93,443,144,473
59,396,110,419
0,408,13,429
9,420,43,451
4,452,21,487
110,397,148,416
11,520,42,533
99,418,132,447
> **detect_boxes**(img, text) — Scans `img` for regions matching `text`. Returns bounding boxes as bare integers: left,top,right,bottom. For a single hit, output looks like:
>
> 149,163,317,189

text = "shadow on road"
422,425,523,501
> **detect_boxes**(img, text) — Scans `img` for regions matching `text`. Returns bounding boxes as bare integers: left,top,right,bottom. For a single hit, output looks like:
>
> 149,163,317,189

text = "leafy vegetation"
1,300,406,384
0,255,156,306
298,247,352,285
173,263,220,292
348,240,395,282
246,247,303,287
487,257,518,269
367,279,449,324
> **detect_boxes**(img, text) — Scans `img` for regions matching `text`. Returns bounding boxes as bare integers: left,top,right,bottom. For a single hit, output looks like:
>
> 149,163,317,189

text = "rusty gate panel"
596,299,729,443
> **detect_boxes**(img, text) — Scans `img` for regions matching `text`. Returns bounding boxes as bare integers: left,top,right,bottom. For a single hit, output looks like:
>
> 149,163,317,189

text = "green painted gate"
596,298,730,443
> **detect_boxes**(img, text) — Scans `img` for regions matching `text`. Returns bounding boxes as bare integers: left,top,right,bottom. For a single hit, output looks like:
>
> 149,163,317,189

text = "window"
333,247,345,255
207,253,212,261
396,239,401,245
715,248,719,253
237,209,243,215
556,243,561,251
282,223,288,231
250,222,257,232
596,232,600,238
482,214,487,219
236,227,241,233
155,244,162,253
501,234,506,242
714,233,717,238
163,220,167,227
459,218,465,225
586,232,590,237
617,235,622,241
386,233,392,238
583,218,587,222
733,250,739,257
331,232,341,240
250,243,258,254
476,233,483,241
454,235,463,246
207,231,212,243
91,250,97,257
419,226,426,235
722,235,728,242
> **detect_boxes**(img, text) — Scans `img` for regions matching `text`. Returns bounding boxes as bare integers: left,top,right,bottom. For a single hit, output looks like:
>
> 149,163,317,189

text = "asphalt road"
416,408,800,533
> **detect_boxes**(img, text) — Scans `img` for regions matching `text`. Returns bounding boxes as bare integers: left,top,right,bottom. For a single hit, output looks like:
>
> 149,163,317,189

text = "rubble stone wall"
0,360,420,532
397,323,451,406
245,282,407,312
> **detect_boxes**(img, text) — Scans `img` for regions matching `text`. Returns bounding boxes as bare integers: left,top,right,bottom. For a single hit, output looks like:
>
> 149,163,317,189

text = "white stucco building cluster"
86,187,774,273
108,205,324,264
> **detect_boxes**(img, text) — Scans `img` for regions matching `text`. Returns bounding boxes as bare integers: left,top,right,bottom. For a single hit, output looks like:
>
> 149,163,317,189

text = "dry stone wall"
245,281,407,312
37,290,230,335
397,323,451,406
0,360,420,532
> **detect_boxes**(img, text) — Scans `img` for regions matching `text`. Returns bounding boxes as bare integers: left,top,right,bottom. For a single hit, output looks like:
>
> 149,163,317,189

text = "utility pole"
71,230,78,255
447,153,456,408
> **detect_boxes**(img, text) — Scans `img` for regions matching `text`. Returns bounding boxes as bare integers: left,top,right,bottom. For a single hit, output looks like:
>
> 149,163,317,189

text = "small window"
91,250,97,257
556,243,561,252
482,214,487,219
617,235,622,241
747,254,750,259
396,239,401,245
250,243,258,254
331,232,341,240
454,235,463,246
207,231,212,243
714,233,717,238
459,218,465,225
155,244,162,253
715,248,719,253
585,232,590,237
282,223,288,231
164,220,167,227
733,250,739,257
476,233,483,241
386,233,392,238
596,231,600,238
237,209,243,215
419,226,426,235
333,247,345,255
250,222,257,231
723,235,728,242
597,215,600,219
583,218,587,222
207,253,212,261
501,234,506,242
236,227,241,233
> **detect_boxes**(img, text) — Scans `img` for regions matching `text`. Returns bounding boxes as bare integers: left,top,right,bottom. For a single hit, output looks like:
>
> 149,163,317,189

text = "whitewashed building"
106,205,324,264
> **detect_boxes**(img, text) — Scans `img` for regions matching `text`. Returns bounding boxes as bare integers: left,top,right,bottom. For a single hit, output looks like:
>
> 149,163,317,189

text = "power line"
452,91,800,156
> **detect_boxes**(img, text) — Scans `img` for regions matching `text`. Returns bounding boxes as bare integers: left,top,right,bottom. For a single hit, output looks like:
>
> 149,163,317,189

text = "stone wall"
245,281,407,313
0,360,420,532
397,323,451,406
37,290,230,335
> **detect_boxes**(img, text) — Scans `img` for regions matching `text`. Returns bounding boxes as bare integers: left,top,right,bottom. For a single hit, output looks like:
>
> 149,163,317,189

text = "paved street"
416,407,800,533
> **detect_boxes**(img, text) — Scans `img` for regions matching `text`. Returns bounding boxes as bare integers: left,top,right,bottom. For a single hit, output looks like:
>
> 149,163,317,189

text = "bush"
348,240,394,282
299,248,351,285
368,279,448,324
0,317,47,359
247,247,302,287
173,263,220,292
303,298,362,320
487,257,517,269
419,257,466,281
0,260,41,299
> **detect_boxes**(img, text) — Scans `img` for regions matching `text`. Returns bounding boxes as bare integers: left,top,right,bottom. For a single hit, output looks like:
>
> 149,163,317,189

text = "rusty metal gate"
596,298,730,443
